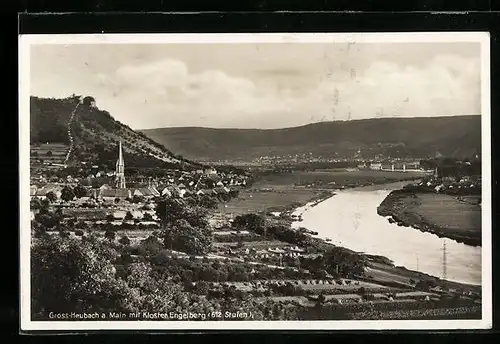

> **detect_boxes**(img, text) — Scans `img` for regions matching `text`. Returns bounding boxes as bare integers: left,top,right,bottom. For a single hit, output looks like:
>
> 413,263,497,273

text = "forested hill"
30,96,201,170
141,115,481,162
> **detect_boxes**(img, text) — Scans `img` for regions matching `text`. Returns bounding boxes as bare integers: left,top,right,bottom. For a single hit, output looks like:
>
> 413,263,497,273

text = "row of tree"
231,213,367,278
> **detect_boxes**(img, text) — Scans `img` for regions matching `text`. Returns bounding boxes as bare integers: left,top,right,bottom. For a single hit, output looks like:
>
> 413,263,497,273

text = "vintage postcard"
19,32,491,331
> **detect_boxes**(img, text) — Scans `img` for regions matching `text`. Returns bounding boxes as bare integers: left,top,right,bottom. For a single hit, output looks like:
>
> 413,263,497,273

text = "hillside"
141,116,481,162
30,96,201,171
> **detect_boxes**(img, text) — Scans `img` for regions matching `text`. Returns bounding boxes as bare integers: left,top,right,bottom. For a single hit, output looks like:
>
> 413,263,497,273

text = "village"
30,142,248,230
29,140,482,321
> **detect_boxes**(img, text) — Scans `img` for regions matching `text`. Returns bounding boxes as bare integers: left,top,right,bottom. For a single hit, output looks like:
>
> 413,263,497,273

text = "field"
218,169,425,216
379,191,481,246
217,188,321,216
30,143,69,171
253,169,424,189
414,193,481,234
30,143,68,160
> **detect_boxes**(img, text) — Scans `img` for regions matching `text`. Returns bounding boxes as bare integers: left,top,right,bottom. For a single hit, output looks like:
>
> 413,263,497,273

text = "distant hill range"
141,115,481,162
30,96,201,170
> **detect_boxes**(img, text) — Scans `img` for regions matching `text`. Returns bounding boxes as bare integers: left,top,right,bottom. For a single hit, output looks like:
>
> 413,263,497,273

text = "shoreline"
285,183,481,292
286,179,421,218
377,190,481,248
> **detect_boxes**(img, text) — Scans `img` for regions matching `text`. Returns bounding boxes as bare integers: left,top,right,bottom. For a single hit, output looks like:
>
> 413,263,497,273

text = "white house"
112,210,127,219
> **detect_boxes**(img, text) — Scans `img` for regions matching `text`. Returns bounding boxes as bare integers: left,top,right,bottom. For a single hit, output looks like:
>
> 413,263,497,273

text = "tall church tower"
115,141,126,189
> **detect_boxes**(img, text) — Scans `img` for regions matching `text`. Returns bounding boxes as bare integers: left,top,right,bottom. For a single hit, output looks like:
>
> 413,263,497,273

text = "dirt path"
64,101,81,165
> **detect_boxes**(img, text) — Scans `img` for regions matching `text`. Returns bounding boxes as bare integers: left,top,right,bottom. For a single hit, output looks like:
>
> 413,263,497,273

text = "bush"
194,280,210,295
124,211,134,221
119,235,131,246
105,230,116,241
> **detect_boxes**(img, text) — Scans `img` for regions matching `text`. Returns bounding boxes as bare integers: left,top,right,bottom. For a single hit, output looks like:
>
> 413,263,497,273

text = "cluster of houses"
418,174,481,193
30,161,253,234
357,160,422,172
253,155,345,165
30,167,248,202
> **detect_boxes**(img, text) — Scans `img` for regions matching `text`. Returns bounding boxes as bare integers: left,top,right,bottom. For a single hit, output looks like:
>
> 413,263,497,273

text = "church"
98,141,159,201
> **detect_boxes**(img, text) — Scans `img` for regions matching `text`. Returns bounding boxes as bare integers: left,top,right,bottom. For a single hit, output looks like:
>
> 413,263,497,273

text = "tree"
46,150,53,157
138,236,163,256
114,198,120,204
106,214,114,222
73,185,89,198
317,293,326,304
105,230,116,241
227,264,250,282
236,239,245,249
30,197,43,209
31,235,132,318
59,230,70,238
34,211,61,230
124,211,134,221
162,219,212,255
61,186,75,202
76,220,88,230
155,197,186,225
67,217,77,228
199,195,218,209
131,195,144,203
143,212,154,221
45,191,58,203
194,280,210,295
415,279,436,291
119,235,131,246
155,197,209,229
233,214,265,232
229,190,239,199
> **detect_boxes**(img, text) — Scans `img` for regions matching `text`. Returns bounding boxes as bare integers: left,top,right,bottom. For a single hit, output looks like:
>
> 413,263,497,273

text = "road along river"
291,181,481,286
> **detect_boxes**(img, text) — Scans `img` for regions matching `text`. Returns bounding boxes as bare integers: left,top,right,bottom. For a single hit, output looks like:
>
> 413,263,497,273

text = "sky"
30,42,481,130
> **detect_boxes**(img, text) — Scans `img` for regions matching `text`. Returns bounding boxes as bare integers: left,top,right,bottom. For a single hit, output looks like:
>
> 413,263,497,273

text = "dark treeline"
420,157,481,177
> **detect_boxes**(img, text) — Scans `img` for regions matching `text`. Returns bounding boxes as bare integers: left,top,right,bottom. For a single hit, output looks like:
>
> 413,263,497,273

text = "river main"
291,181,481,286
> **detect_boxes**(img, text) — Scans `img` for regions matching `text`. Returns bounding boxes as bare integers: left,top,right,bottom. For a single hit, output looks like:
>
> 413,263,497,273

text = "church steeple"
115,141,126,189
